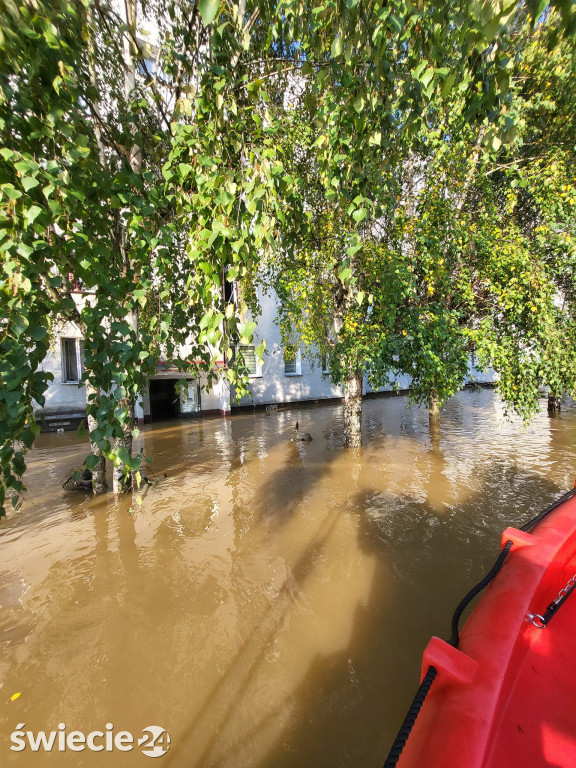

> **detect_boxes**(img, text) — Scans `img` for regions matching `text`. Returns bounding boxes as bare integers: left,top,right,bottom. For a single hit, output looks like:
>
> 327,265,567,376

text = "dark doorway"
149,379,180,420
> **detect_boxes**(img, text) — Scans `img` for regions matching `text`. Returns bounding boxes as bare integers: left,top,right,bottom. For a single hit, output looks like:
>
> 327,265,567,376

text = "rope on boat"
382,666,437,768
520,486,576,532
448,540,513,648
382,486,576,768
382,541,513,768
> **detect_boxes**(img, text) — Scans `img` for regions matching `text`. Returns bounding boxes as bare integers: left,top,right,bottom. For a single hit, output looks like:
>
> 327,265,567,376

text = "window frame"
283,346,302,376
239,344,262,378
61,337,83,384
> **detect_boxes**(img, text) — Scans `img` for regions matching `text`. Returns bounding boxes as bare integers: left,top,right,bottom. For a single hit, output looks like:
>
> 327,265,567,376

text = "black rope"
520,487,576,533
382,486,576,768
446,487,576,647
383,541,514,768
383,665,437,768
448,540,513,648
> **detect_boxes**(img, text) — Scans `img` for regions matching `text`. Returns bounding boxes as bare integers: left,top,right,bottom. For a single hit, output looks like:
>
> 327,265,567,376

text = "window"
223,274,237,304
62,338,83,383
239,345,260,377
137,58,156,77
321,354,330,375
284,345,301,376
186,381,197,404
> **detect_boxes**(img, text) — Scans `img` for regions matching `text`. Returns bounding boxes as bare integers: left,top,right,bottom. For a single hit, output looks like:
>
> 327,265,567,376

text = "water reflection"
0,390,575,767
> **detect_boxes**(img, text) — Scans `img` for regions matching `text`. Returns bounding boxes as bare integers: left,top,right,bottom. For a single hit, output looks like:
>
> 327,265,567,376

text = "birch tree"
0,0,289,509
262,0,533,445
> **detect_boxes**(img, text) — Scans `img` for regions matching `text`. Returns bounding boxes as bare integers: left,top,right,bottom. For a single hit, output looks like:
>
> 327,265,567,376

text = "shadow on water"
246,465,568,768
165,512,340,768
164,420,341,768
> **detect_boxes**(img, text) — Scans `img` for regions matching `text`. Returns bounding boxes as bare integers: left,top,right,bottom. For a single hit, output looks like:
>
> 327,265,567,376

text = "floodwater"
1,389,576,767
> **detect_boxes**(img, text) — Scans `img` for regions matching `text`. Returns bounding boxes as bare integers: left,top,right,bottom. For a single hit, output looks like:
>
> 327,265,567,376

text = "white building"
35,286,495,431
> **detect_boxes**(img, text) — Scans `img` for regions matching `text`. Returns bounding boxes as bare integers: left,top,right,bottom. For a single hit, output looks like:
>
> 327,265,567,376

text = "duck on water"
289,422,313,442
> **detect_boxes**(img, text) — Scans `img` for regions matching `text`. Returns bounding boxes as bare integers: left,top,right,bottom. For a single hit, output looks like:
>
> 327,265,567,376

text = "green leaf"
198,0,219,26
178,163,193,180
346,244,362,257
12,313,29,338
331,36,343,58
412,61,427,80
1,184,22,201
29,325,47,341
21,177,40,192
85,454,101,470
238,320,257,343
441,73,457,98
389,14,403,33
482,17,500,38
420,68,435,89
338,266,352,283
353,94,365,113
21,429,36,449
24,205,43,225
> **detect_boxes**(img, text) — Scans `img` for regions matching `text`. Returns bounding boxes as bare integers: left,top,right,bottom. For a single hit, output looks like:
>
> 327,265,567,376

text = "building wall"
465,357,496,385
35,287,497,426
199,376,231,416
37,321,87,423
236,289,419,407
235,289,344,407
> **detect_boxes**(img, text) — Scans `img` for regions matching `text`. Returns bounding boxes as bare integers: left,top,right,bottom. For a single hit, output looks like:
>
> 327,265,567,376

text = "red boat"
386,487,576,768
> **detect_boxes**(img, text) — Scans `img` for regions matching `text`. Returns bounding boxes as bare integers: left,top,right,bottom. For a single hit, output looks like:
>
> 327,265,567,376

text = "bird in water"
289,421,312,442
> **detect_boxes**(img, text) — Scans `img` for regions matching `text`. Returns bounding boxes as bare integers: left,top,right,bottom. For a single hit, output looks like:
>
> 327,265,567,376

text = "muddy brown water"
1,389,576,767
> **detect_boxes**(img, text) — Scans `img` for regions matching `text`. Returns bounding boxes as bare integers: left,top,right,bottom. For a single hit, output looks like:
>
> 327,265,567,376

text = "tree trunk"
429,413,441,448
429,391,440,425
112,396,135,493
86,382,107,494
112,307,138,494
111,6,141,496
548,392,561,415
343,371,363,448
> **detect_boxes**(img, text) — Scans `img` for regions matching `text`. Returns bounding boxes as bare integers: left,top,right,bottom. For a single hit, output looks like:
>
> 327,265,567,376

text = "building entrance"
148,378,200,421
149,379,180,420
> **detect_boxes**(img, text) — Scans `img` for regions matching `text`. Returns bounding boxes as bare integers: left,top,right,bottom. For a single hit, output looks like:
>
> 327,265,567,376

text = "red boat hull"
398,492,576,768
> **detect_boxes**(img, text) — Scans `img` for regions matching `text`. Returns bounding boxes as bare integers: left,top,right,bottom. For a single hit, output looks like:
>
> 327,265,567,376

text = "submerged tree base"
429,394,441,426
343,373,363,448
